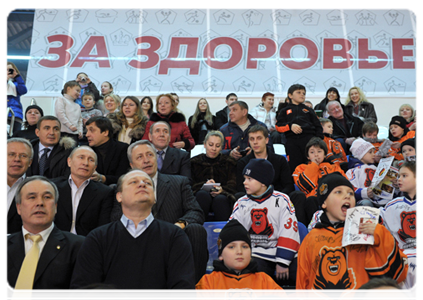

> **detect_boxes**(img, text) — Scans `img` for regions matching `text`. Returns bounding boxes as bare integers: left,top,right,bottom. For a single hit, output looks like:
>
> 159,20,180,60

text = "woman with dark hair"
140,96,154,119
314,87,341,118
344,86,377,123
13,105,44,141
190,131,237,221
7,62,28,135
100,81,114,99
188,98,216,144
142,93,195,151
107,96,148,144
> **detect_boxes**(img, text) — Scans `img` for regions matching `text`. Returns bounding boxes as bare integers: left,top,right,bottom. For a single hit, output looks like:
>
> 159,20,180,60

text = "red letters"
246,38,277,69
358,39,388,69
158,37,200,75
38,35,74,68
70,36,110,68
392,38,415,69
280,38,318,70
129,36,161,69
203,37,243,70
323,38,353,69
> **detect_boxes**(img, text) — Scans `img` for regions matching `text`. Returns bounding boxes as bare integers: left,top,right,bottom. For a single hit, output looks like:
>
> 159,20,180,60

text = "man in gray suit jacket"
8,176,85,289
123,140,208,283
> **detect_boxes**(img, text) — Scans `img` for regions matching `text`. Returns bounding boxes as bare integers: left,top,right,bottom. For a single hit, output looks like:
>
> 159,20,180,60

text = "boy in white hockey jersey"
380,161,416,288
230,158,300,286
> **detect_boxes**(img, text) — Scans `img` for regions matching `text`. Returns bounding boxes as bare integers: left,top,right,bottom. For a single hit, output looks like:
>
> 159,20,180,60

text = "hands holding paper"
359,222,377,235
206,179,222,197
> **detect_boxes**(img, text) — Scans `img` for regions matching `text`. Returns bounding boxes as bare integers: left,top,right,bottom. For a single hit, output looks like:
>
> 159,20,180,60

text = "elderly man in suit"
7,138,33,234
148,120,191,179
52,146,114,236
8,176,85,289
116,140,208,283
26,115,76,179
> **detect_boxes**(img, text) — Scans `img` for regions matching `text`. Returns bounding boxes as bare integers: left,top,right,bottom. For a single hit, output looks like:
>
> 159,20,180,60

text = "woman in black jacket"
188,98,217,144
314,87,342,118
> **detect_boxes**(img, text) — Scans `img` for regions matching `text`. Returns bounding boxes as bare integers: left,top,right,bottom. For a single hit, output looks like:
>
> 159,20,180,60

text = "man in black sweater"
71,169,195,289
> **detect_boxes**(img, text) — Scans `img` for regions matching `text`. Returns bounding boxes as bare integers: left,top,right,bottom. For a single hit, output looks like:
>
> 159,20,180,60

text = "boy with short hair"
401,138,416,162
379,161,416,289
80,92,103,145
296,172,409,289
293,137,347,198
230,159,300,285
276,84,324,172
195,219,282,289
320,118,347,165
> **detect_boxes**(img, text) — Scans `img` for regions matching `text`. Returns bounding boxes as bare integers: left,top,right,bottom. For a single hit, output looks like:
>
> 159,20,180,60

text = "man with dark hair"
26,115,76,179
215,93,238,129
85,116,130,185
148,121,191,179
71,169,195,289
353,277,411,300
220,101,272,160
52,146,114,236
8,176,85,289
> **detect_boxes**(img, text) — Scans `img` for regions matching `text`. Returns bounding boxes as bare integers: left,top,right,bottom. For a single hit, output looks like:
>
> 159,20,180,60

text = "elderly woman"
107,96,148,144
399,103,416,130
344,86,377,123
142,93,195,150
190,131,237,221
13,104,44,141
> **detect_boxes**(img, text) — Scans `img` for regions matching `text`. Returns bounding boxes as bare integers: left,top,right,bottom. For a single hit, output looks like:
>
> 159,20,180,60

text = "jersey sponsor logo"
287,109,292,115
302,108,309,113
249,208,274,237
314,246,356,289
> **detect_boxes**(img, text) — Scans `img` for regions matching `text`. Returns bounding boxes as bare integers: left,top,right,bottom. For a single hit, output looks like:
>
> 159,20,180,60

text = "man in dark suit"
52,146,114,236
7,138,33,234
26,116,76,179
148,121,191,179
85,116,130,185
8,176,85,289
125,140,208,283
215,93,238,129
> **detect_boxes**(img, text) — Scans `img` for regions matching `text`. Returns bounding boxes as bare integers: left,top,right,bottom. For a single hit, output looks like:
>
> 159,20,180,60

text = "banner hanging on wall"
26,9,416,98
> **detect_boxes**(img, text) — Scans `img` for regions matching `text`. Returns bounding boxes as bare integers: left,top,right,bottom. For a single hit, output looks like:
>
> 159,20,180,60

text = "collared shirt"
120,213,154,238
7,174,26,212
22,222,55,257
68,175,90,234
38,142,53,161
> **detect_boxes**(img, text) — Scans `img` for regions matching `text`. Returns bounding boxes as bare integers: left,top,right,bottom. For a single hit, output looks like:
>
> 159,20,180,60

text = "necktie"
39,148,51,176
15,234,42,289
157,150,164,171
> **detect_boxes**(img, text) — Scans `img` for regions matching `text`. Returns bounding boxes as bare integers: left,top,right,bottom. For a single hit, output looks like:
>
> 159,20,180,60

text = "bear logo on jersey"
398,211,416,242
313,246,356,289
364,168,375,187
249,208,274,237
225,289,256,300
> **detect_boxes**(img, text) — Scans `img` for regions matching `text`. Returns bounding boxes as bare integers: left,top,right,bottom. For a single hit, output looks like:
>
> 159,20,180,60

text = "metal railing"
30,98,37,105
7,107,15,137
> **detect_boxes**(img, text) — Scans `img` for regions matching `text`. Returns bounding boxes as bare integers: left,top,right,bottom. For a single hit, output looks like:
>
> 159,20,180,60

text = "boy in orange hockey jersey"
320,118,347,165
388,116,415,161
296,172,408,289
196,219,282,289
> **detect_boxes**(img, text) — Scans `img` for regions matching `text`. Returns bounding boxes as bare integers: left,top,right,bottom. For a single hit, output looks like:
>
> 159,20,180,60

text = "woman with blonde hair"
399,103,415,130
344,86,377,123
142,93,195,150
103,94,121,116
107,96,148,144
188,98,216,144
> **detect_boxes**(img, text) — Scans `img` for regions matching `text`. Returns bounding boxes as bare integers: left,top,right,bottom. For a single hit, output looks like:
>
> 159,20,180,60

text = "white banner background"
27,9,416,98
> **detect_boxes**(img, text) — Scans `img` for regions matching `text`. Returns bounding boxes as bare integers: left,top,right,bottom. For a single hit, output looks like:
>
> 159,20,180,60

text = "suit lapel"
8,233,26,273
102,140,116,174
76,181,96,220
7,198,18,222
43,144,60,174
155,173,169,215
34,226,66,283
161,147,175,171
57,180,73,221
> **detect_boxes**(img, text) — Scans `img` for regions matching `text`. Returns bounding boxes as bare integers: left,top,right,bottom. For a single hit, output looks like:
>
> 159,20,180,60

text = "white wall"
21,95,415,130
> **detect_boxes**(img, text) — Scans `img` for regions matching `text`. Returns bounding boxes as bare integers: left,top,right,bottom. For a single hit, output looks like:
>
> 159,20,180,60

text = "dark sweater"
70,219,195,289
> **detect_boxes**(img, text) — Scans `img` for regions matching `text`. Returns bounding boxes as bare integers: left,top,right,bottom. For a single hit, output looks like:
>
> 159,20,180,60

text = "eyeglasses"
8,153,30,160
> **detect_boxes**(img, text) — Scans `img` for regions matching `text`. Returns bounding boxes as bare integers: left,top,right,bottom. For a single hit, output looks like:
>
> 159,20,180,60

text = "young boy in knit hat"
229,159,300,285
401,137,416,162
296,172,408,289
388,116,415,161
195,219,282,289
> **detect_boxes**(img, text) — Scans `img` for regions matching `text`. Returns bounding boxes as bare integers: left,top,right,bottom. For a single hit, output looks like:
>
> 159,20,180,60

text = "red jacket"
143,111,195,151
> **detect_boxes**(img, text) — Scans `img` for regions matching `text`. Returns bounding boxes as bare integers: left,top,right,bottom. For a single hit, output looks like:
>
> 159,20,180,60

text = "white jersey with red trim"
379,196,416,251
230,187,300,266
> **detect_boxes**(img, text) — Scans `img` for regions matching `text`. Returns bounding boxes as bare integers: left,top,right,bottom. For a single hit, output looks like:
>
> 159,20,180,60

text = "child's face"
402,145,416,158
219,241,251,272
389,124,404,139
397,167,416,196
361,148,375,164
82,96,94,109
322,186,355,223
289,89,306,105
307,145,325,165
322,122,333,135
243,175,267,196
67,85,81,100
364,131,378,140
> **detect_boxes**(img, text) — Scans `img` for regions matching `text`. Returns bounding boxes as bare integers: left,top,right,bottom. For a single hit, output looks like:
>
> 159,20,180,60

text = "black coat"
215,106,229,129
188,113,217,144
329,112,364,140
160,146,191,180
7,197,22,234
